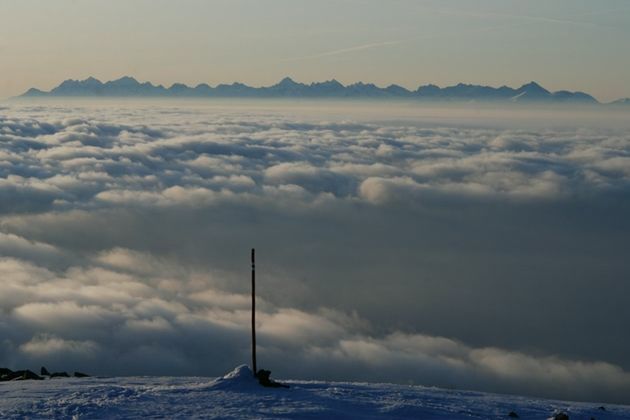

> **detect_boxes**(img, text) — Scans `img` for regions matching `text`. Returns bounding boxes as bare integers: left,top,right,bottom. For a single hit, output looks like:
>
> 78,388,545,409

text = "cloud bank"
1,102,629,404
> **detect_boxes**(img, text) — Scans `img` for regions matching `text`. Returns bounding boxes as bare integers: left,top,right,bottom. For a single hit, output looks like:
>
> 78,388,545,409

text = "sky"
1,0,630,101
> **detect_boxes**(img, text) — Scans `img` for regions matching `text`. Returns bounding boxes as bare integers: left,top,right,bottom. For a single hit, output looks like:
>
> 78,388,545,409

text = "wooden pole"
251,248,257,377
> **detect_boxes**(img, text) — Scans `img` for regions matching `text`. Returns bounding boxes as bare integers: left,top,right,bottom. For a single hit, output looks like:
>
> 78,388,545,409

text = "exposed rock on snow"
3,366,89,381
4,370,43,381
256,369,289,388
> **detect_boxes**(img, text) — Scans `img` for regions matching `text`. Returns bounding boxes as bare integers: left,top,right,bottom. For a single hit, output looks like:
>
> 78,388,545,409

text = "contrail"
281,40,403,62
281,5,629,63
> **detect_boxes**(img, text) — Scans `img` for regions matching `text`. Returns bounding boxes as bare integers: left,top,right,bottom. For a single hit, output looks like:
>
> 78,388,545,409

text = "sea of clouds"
1,101,629,403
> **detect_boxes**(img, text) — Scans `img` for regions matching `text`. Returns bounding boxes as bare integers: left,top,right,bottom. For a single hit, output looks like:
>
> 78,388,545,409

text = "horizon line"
15,76,630,106
25,75,569,92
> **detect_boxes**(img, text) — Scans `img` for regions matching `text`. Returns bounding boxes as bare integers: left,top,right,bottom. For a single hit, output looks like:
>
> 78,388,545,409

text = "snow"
1,366,629,419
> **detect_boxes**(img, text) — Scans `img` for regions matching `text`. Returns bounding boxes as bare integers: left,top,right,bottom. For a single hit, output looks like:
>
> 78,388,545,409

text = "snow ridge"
1,368,629,419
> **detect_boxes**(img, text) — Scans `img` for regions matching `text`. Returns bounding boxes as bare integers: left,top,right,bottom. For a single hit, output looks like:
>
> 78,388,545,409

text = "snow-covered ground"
1,366,628,419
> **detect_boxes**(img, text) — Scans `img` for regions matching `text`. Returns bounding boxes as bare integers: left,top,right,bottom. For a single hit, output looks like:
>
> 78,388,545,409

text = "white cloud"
19,334,99,357
0,104,629,403
1,110,629,211
1,251,629,403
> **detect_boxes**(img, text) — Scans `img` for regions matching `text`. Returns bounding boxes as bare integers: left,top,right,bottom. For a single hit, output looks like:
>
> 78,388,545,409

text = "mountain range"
19,76,630,105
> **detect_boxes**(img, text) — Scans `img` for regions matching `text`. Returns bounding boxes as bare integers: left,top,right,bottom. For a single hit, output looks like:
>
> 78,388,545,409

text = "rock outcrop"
256,369,289,388
1,367,89,381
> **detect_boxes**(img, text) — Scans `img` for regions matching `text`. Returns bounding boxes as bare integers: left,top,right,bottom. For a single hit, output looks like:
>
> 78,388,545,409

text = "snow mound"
210,365,260,391
220,365,255,381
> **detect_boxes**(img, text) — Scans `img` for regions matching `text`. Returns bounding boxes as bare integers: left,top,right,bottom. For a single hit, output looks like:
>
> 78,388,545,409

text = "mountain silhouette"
19,76,612,104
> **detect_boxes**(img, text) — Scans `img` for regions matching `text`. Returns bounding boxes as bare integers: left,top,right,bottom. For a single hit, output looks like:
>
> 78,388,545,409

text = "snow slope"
1,366,628,419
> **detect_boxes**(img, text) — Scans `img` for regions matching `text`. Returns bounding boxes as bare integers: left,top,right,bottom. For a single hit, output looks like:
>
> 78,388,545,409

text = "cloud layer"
1,102,629,404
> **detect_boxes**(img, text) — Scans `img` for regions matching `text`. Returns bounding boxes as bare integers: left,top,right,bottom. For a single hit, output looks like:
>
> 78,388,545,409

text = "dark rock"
553,413,569,420
255,369,289,388
598,406,606,411
508,411,519,418
40,366,50,376
8,370,43,381
0,367,13,380
74,371,90,378
50,371,70,378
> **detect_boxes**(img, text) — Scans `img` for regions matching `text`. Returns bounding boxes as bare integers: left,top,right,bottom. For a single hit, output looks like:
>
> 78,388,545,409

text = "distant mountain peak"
523,81,542,88
116,76,138,82
317,79,344,88
109,76,140,86
16,76,616,104
22,87,46,96
518,81,550,94
277,77,300,86
58,79,79,86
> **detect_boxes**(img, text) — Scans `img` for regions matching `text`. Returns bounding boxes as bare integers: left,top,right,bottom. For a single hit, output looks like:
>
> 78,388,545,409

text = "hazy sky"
1,0,630,101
